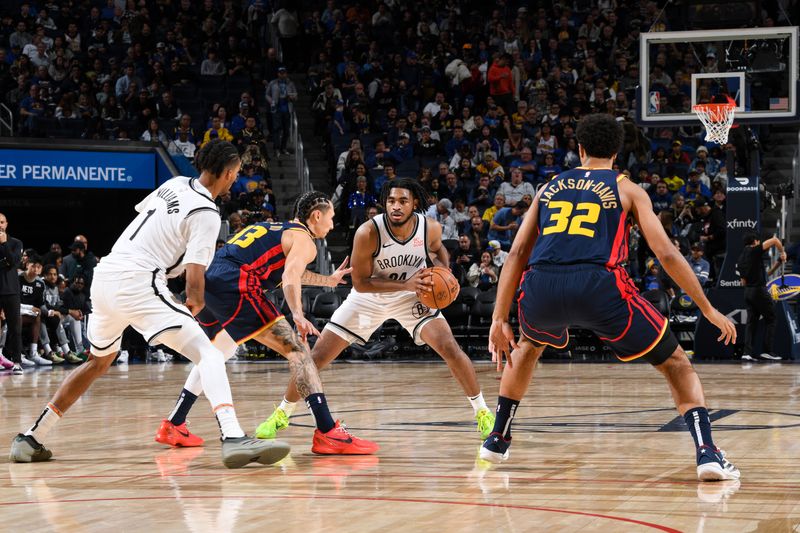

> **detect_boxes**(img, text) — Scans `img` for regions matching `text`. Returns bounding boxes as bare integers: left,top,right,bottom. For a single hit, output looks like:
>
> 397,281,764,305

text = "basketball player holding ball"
255,178,496,444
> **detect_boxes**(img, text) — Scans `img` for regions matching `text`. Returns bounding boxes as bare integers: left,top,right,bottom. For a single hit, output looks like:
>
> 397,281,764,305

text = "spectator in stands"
416,126,444,159
452,234,478,285
229,102,251,137
466,216,488,252
488,201,528,250
688,242,710,286
487,54,514,115
156,90,180,121
535,122,558,158
642,259,663,291
467,250,499,291
498,168,536,206
487,240,508,269
510,147,538,183
235,116,268,160
202,116,234,146
140,118,168,143
41,264,81,363
668,140,691,165
347,175,376,228
59,241,96,289
228,212,244,235
650,180,672,214
475,151,505,183
695,197,727,275
537,152,563,182
200,49,225,76
391,131,414,162
429,198,459,242
266,66,297,156
441,172,467,203
680,170,712,202
114,64,140,98
62,274,89,357
373,162,397,195
169,129,196,159
691,145,719,179
469,175,495,212
19,254,52,365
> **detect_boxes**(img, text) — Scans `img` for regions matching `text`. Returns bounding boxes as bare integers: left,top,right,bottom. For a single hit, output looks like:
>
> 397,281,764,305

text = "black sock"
306,393,336,433
168,388,198,426
684,407,715,456
491,396,519,440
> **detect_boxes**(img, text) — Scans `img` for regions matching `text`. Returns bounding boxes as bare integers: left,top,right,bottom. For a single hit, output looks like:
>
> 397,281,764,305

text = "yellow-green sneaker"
255,407,290,439
476,407,495,440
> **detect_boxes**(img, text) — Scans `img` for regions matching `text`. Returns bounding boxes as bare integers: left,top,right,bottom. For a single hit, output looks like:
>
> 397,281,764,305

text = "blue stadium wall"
0,138,190,254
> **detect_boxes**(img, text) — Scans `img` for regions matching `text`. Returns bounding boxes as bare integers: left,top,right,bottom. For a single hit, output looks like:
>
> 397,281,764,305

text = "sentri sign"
0,148,155,190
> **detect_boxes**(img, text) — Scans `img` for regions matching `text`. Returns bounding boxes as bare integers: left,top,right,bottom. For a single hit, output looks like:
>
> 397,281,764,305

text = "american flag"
769,97,789,110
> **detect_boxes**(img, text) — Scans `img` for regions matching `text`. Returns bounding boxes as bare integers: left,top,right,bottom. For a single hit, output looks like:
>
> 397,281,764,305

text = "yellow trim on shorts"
237,315,286,344
520,328,570,349
616,319,668,362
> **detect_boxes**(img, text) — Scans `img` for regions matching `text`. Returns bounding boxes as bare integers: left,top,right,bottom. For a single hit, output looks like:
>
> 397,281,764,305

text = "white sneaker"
759,353,782,361
156,349,168,362
741,354,755,362
697,448,740,481
12,364,23,375
117,350,129,364
31,354,53,366
20,356,36,368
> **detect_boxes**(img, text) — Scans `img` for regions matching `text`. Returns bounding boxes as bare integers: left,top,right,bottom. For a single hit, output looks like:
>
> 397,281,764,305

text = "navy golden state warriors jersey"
528,169,628,267
215,221,311,290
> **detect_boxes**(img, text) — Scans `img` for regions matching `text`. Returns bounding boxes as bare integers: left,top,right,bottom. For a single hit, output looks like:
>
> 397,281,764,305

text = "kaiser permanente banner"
0,149,155,190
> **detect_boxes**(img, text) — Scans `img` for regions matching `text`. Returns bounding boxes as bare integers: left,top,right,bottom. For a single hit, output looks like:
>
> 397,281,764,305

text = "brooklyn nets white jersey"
327,212,442,346
359,212,430,291
95,176,221,280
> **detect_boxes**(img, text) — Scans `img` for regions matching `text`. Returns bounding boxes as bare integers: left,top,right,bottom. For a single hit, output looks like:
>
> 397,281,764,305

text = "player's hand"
489,319,518,372
704,307,737,345
184,297,205,316
405,269,433,294
780,251,787,263
294,315,320,343
330,256,353,285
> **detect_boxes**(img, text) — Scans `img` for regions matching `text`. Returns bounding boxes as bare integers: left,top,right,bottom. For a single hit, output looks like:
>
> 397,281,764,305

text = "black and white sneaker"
479,432,511,463
759,352,782,361
697,446,740,481
741,354,756,362
10,434,53,463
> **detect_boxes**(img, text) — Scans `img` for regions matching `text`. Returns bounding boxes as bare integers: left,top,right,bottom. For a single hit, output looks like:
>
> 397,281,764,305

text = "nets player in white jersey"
255,178,496,443
10,140,290,469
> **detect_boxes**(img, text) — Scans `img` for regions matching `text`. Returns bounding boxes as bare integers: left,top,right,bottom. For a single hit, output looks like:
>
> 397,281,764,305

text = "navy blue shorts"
517,264,668,361
197,261,284,344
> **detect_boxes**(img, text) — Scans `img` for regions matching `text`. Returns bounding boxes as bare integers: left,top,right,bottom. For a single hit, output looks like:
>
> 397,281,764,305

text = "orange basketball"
417,266,460,309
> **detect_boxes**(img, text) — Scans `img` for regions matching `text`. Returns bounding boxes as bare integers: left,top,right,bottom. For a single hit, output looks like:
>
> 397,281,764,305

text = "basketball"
417,266,460,309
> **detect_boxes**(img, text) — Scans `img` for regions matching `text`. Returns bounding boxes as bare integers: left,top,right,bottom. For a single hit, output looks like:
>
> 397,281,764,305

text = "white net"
692,103,736,145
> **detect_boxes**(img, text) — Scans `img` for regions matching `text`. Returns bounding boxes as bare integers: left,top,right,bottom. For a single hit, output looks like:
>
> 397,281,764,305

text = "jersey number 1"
129,209,156,240
541,201,600,238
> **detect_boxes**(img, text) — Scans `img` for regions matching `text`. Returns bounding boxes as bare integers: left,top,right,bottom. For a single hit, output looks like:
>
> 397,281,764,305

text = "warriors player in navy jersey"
254,178,496,445
482,114,740,482
11,140,289,469
155,191,379,455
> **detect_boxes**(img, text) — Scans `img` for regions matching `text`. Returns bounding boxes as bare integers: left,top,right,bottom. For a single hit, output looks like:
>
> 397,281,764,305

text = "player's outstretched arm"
624,179,736,345
425,218,450,267
300,257,353,287
489,189,541,369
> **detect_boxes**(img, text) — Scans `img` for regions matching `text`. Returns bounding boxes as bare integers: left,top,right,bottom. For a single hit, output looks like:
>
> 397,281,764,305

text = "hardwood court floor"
2,361,799,532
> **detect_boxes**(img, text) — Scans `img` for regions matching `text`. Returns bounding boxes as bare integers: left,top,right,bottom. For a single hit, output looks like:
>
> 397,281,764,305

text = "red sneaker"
311,421,379,455
155,419,204,447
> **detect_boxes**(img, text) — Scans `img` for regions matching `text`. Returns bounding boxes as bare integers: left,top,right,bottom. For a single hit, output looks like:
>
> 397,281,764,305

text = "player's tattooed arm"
272,320,323,396
300,257,351,287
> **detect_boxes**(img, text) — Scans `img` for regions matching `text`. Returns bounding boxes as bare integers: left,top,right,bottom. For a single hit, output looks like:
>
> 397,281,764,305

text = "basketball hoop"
692,97,736,145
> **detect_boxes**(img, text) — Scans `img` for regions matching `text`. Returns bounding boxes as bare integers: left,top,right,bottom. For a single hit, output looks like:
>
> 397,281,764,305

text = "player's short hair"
194,139,240,177
380,177,428,213
293,191,332,223
576,114,624,159
27,254,42,266
742,232,759,246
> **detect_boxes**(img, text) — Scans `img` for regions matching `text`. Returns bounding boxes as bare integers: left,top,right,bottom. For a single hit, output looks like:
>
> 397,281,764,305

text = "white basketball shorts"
325,290,444,346
87,271,202,356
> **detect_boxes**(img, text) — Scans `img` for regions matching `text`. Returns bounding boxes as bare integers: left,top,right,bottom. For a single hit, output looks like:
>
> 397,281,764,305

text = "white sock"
30,343,38,356
468,392,488,414
214,405,245,439
279,398,297,417
43,343,52,355
60,343,70,354
25,403,62,441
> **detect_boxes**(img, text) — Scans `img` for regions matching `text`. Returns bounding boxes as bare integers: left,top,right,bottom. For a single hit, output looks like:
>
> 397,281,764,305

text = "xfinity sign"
727,219,757,229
